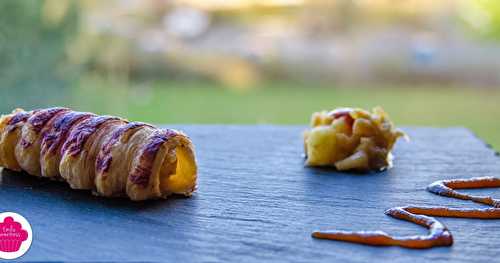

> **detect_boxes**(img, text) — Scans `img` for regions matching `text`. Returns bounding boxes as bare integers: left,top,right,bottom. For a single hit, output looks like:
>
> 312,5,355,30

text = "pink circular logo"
0,212,32,259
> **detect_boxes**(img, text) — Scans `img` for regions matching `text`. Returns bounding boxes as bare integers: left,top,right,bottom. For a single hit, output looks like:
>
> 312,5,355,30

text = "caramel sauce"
312,177,500,249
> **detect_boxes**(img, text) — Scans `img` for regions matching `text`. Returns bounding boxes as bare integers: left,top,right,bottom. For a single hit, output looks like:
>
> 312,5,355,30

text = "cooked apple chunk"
304,107,406,171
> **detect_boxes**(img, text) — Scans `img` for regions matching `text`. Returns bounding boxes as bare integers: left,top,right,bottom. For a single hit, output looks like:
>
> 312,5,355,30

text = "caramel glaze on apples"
312,177,500,249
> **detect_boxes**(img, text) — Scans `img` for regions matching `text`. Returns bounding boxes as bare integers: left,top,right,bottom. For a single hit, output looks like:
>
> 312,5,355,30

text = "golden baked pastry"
303,107,405,171
0,108,197,201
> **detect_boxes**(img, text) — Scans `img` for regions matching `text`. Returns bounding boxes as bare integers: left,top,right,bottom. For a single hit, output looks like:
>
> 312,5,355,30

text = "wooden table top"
1,125,499,262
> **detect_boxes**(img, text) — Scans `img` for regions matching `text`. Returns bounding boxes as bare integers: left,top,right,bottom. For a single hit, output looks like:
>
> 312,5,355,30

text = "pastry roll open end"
126,129,197,201
159,134,197,197
304,107,406,171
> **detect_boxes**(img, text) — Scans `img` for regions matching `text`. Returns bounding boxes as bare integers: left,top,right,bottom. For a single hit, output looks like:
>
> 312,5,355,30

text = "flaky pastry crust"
0,108,197,201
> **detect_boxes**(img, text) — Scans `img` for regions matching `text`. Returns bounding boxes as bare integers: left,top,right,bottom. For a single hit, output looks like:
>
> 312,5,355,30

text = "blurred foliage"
0,0,499,152
0,0,78,112
461,0,500,39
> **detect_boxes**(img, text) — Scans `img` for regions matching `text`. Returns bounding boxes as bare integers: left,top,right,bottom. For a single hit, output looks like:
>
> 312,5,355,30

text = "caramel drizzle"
312,177,500,249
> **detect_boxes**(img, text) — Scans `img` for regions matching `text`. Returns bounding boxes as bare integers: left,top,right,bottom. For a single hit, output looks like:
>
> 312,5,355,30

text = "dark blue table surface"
1,125,499,262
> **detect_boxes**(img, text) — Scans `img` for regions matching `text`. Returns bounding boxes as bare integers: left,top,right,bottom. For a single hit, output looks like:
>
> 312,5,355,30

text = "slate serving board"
1,125,500,263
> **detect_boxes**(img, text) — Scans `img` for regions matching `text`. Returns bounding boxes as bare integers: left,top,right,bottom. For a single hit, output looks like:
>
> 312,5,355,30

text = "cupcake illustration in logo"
0,212,32,260
0,216,28,252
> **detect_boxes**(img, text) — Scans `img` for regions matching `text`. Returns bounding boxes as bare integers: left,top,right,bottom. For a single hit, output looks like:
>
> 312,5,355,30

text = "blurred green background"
1,0,499,149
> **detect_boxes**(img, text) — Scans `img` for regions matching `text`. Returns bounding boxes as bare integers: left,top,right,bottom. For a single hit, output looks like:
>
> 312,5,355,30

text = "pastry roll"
0,107,197,201
303,107,406,171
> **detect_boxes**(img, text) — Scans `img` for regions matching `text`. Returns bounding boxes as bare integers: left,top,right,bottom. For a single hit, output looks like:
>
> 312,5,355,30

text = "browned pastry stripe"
27,107,68,132
312,177,500,249
61,116,121,156
5,111,31,133
96,122,150,174
20,108,69,149
41,111,95,155
130,129,178,187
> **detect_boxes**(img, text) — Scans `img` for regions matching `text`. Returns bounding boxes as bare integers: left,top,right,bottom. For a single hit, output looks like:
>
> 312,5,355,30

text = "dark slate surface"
1,125,500,263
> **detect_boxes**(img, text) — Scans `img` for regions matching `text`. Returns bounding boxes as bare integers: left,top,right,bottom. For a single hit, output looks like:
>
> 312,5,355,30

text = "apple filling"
304,107,406,171
160,143,197,196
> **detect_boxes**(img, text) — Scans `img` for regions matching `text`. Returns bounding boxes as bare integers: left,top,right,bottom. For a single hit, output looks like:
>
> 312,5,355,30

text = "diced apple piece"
335,150,369,171
305,126,337,166
332,117,352,135
352,118,376,137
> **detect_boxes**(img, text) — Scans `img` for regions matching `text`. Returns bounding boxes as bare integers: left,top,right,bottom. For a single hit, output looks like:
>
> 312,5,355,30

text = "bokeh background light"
1,0,499,149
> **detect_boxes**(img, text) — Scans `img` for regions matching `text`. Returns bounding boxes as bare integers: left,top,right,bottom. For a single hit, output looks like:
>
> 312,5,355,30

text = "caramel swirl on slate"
312,177,500,249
